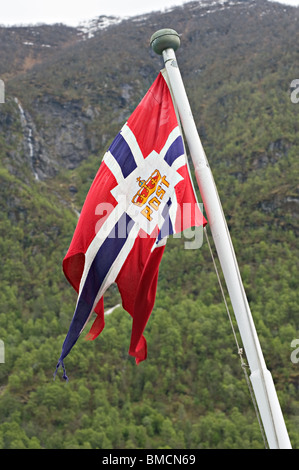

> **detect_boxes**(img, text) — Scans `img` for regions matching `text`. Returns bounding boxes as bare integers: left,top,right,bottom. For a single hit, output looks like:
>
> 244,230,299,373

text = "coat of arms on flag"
55,71,207,380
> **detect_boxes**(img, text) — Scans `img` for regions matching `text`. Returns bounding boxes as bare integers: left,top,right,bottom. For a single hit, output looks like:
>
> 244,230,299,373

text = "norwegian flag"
55,72,207,380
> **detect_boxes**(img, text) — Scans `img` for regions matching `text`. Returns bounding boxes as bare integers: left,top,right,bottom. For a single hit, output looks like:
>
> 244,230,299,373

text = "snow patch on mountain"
78,15,124,39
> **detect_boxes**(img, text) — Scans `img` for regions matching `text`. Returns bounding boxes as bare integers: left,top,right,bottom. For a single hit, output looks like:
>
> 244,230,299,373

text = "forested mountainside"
0,0,298,449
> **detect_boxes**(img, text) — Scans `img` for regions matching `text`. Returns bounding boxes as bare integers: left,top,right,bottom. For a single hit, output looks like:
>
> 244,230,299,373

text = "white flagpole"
150,29,292,449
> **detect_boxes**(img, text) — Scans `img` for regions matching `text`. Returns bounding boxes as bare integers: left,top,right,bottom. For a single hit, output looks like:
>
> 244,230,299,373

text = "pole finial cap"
150,29,180,55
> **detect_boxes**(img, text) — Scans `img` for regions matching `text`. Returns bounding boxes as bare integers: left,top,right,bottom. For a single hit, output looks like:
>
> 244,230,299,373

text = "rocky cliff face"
1,0,298,225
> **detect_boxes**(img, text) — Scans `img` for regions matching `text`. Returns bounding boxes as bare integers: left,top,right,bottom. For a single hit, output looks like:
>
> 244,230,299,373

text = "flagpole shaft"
151,30,291,449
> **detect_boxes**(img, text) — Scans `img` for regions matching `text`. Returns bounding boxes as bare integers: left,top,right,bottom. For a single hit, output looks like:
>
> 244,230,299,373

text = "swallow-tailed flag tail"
54,71,207,380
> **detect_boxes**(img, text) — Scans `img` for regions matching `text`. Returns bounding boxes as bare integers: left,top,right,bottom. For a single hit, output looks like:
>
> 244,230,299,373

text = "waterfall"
14,97,39,181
